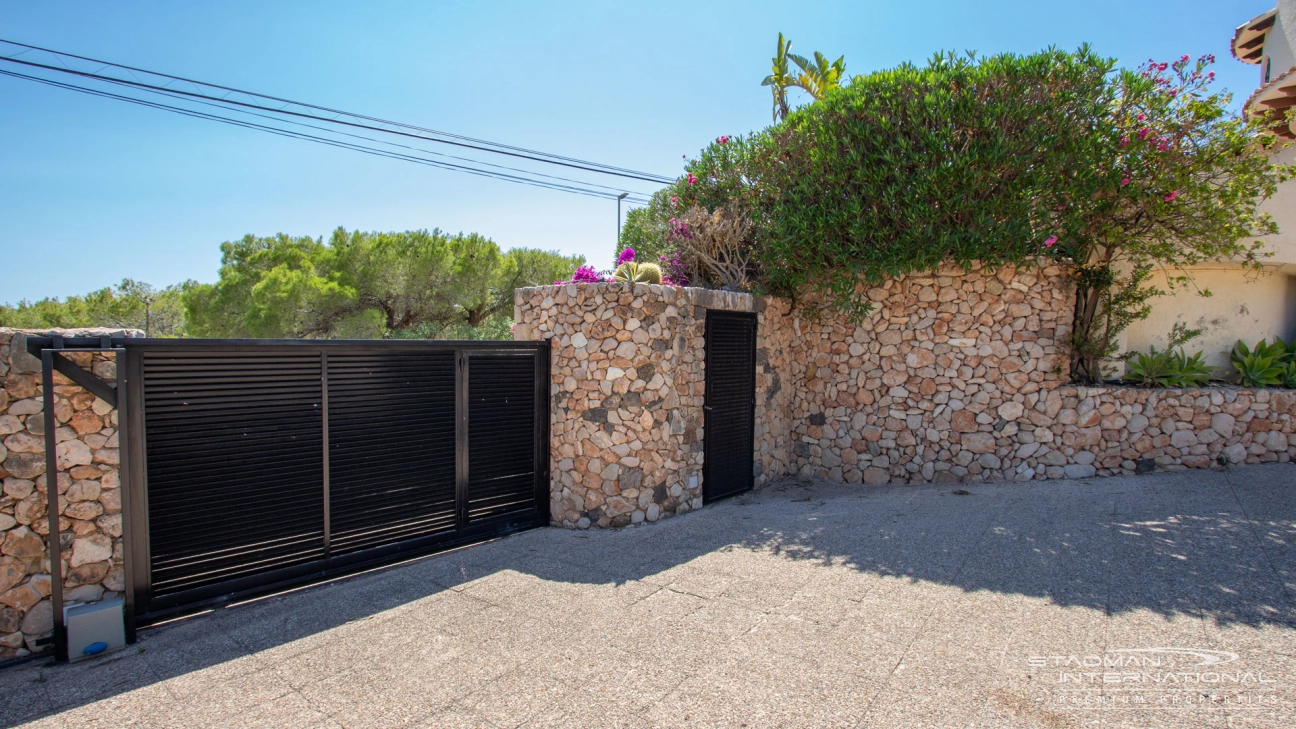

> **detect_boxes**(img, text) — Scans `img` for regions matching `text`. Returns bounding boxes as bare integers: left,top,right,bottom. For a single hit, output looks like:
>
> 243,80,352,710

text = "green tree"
617,188,675,265
761,33,794,121
0,279,190,336
762,34,847,123
788,50,847,100
1054,55,1293,382
183,228,581,339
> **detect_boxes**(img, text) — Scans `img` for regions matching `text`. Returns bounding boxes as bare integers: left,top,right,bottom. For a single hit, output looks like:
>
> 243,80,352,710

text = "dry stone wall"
514,283,794,529
783,263,1296,482
786,262,1075,483
0,329,136,660
520,263,1296,529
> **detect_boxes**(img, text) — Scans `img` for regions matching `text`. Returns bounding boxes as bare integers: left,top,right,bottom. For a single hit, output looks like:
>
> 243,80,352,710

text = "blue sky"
0,0,1276,302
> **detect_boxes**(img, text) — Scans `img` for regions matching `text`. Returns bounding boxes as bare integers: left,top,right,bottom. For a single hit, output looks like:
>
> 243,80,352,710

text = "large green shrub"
668,48,1291,386
671,48,1115,311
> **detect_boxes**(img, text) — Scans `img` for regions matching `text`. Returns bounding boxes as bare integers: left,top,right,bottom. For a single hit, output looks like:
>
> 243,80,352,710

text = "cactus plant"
613,261,663,284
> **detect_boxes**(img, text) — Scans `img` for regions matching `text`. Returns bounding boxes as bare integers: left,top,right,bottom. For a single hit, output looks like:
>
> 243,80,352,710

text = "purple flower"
569,265,607,283
616,248,635,266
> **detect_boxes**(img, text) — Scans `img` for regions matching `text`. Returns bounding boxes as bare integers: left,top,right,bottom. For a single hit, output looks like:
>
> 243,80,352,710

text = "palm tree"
761,33,793,121
788,51,847,100
762,35,848,121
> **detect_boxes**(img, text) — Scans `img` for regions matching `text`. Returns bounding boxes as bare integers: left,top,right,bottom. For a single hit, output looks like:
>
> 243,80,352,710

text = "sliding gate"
121,340,549,623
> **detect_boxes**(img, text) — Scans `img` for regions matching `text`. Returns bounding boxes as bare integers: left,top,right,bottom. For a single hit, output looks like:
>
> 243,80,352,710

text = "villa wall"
0,329,136,661
518,264,1296,529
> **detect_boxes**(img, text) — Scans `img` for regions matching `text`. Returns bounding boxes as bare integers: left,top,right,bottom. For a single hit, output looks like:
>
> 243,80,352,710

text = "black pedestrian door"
703,311,757,503
123,340,548,624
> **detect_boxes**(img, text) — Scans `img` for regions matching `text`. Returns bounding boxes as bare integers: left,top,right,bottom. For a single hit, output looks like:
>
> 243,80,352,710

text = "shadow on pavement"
1,463,1293,726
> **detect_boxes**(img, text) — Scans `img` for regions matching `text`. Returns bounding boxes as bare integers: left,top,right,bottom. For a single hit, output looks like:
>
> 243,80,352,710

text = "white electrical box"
64,598,126,662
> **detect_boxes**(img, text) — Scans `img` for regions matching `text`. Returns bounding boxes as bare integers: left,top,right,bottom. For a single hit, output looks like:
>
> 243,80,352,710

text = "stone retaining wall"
518,264,1296,528
0,329,136,660
785,262,1074,484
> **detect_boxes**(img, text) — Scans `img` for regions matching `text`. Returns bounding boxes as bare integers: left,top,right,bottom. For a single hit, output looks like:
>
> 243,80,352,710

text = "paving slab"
1,463,1293,729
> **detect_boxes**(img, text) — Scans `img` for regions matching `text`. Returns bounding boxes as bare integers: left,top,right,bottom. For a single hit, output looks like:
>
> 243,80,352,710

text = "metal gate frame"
26,336,550,660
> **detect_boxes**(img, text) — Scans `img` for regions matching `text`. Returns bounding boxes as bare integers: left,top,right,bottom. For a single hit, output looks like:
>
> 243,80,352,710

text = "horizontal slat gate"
703,311,756,503
142,351,326,602
467,352,540,521
328,352,458,554
130,341,548,621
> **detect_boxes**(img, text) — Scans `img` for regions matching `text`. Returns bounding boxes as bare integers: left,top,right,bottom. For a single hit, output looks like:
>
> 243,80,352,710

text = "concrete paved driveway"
1,465,1293,729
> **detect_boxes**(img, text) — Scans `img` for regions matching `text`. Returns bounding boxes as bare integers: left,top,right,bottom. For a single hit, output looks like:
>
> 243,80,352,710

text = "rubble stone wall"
787,262,1075,483
514,283,796,529
518,265,1296,529
784,263,1296,482
0,329,137,660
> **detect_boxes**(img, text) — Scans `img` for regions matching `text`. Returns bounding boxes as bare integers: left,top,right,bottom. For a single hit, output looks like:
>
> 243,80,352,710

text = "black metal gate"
121,340,548,624
703,311,756,503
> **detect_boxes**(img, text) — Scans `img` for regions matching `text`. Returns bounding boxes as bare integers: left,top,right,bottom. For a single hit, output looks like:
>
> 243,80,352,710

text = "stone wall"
519,264,1296,529
514,283,795,529
786,262,1075,483
782,263,1296,483
0,329,135,661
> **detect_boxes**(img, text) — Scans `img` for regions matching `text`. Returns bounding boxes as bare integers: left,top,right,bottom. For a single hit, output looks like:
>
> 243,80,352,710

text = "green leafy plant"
1230,338,1293,387
1123,323,1216,387
1280,362,1296,389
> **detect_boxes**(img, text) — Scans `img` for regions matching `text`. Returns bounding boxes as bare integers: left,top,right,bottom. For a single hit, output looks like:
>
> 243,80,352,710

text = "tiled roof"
1243,64,1296,139
1232,8,1278,64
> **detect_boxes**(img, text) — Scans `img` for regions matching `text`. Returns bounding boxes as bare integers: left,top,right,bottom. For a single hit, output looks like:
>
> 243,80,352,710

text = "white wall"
1123,264,1296,371
1271,1,1296,83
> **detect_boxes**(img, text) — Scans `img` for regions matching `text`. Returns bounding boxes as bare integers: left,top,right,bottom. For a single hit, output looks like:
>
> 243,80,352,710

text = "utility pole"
616,192,628,248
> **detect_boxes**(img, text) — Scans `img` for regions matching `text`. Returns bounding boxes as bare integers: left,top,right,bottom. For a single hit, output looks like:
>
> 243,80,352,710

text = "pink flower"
1120,136,1130,147
1208,71,1215,80
669,195,678,209
616,248,636,266
1136,113,1146,121
717,135,729,144
1164,191,1178,201
1180,54,1190,62
1044,235,1058,248
687,173,697,185
1137,128,1151,140
1121,177,1131,186
570,265,607,283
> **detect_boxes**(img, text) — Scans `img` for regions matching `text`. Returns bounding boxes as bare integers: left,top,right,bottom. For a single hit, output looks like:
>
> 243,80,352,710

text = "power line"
0,38,676,185
91,66,657,198
0,68,652,204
